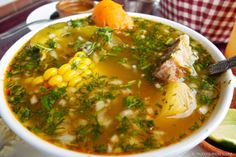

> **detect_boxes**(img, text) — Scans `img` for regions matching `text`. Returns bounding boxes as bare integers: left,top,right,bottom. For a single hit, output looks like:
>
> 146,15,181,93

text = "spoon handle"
208,56,236,75
0,19,51,40
0,12,59,40
228,56,236,68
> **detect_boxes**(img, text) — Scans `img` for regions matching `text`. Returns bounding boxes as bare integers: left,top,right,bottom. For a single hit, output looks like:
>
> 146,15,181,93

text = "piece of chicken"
155,34,198,82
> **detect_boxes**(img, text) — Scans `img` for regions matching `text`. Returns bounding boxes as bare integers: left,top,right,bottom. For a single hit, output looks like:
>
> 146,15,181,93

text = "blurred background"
0,0,160,33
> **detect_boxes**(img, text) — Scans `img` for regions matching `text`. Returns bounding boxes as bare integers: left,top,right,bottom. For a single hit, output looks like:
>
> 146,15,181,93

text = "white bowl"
0,13,235,157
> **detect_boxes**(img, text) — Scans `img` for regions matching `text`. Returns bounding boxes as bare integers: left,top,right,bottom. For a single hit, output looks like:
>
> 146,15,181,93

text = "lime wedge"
208,109,236,152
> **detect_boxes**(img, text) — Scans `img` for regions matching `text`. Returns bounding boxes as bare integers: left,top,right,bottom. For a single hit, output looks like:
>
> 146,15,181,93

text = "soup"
4,16,220,154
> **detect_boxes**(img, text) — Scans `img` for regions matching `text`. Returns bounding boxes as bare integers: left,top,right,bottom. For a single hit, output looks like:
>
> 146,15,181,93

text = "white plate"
26,2,58,31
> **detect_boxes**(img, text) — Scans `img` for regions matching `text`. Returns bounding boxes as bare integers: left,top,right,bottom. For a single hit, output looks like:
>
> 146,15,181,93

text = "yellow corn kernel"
63,70,77,82
58,64,71,75
69,57,81,65
75,69,83,75
74,51,86,58
68,76,82,87
82,69,92,77
80,58,92,66
43,68,58,80
76,82,83,88
32,76,44,85
48,75,63,86
89,62,95,69
25,77,34,84
57,82,67,88
78,63,88,70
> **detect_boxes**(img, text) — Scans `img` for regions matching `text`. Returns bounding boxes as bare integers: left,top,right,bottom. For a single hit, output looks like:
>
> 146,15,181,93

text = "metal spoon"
0,11,59,40
207,56,236,75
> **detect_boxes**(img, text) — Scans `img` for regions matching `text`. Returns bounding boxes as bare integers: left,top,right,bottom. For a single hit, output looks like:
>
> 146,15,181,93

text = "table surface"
0,1,235,156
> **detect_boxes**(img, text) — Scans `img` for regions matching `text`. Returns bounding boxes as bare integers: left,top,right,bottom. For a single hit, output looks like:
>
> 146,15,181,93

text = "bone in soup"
4,16,220,155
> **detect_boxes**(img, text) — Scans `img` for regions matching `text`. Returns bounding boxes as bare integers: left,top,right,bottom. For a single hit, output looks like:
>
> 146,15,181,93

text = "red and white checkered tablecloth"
159,0,236,43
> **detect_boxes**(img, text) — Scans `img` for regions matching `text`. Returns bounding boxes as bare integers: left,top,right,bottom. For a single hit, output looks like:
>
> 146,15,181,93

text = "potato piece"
160,82,196,118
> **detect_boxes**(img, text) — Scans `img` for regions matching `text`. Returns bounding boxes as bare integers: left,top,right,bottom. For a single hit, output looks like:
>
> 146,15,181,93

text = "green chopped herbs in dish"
4,16,220,155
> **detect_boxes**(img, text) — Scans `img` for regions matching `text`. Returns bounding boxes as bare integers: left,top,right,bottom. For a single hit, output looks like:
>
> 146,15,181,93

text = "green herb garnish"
123,96,144,109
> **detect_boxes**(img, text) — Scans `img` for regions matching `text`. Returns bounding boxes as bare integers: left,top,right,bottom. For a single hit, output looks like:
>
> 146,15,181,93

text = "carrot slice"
92,0,134,30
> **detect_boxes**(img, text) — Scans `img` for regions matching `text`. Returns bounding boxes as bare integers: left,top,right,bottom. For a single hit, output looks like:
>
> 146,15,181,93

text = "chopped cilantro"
144,136,158,148
179,133,186,139
94,145,107,153
19,107,31,121
117,116,130,134
76,125,91,142
189,122,200,131
70,19,83,28
134,118,154,130
72,38,84,51
111,46,122,53
82,41,101,55
120,143,138,152
91,122,102,140
120,80,138,88
118,57,128,64
41,88,66,110
200,81,211,90
45,123,57,135
45,108,67,135
7,84,25,105
96,27,113,43
76,116,102,142
138,56,151,70
199,95,213,105
123,96,144,109
30,127,41,133
8,45,41,76
46,39,57,49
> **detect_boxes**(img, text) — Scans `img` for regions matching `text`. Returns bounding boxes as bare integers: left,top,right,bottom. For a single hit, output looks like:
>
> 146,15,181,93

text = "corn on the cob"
25,51,93,88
